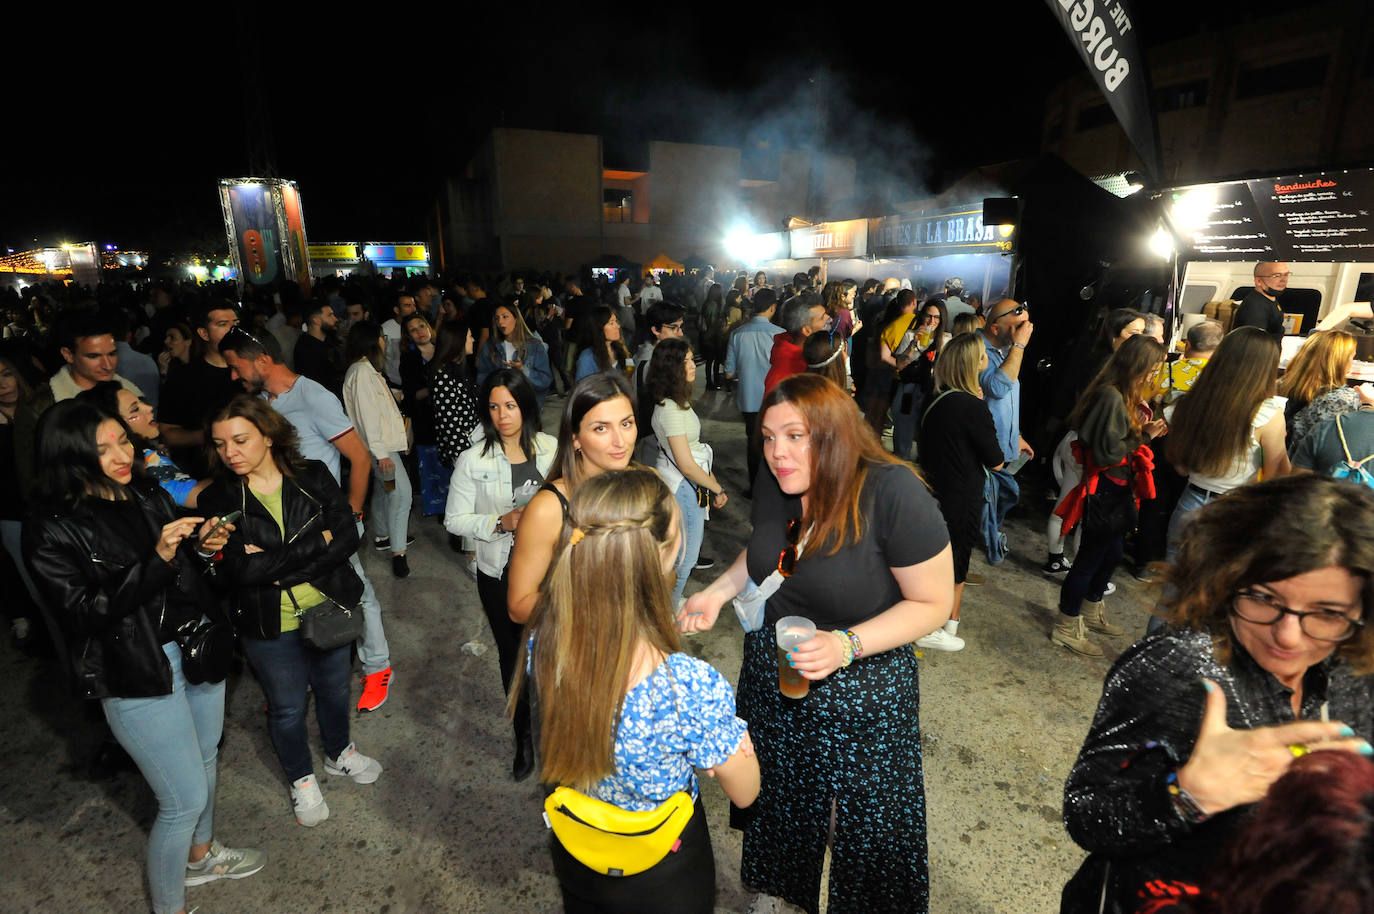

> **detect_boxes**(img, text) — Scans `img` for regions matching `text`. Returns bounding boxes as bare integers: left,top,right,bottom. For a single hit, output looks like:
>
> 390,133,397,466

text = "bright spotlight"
1148,226,1175,262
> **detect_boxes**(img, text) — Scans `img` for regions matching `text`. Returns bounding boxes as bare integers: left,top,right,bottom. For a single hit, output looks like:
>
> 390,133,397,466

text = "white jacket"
444,428,557,577
342,359,408,460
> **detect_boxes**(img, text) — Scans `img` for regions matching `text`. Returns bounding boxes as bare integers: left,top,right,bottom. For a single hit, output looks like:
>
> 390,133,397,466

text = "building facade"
442,127,855,274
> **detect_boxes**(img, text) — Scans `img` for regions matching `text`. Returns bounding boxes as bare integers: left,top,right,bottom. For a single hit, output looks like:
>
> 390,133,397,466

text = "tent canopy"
644,252,684,272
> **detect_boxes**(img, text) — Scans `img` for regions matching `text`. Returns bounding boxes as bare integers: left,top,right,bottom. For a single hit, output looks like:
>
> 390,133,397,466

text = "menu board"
1169,168,1374,261
1246,171,1374,259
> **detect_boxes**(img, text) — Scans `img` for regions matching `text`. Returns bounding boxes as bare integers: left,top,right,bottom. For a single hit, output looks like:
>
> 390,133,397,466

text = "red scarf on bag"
1053,438,1157,535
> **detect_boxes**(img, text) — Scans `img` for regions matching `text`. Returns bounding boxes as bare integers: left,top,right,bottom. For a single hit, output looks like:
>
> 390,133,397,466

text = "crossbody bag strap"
920,389,958,429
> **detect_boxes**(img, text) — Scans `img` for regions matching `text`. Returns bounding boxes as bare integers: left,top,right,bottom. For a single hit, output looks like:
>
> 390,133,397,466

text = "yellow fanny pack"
543,787,694,877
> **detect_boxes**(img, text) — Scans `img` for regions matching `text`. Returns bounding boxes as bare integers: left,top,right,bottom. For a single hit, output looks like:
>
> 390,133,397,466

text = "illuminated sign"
363,244,428,262
789,220,868,259
868,206,1010,258
308,244,359,260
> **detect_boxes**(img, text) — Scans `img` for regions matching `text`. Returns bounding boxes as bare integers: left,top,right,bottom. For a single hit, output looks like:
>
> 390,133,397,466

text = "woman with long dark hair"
444,369,556,780
200,395,383,828
517,468,758,913
1165,328,1290,569
645,338,727,605
1051,335,1166,656
25,400,263,914
681,373,953,913
77,381,207,508
507,372,638,623
574,305,631,383
430,318,482,468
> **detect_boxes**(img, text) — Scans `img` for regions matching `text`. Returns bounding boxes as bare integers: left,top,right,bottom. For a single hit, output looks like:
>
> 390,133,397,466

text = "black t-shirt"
157,357,242,474
294,333,342,396
1233,290,1284,341
746,462,949,630
918,390,1003,506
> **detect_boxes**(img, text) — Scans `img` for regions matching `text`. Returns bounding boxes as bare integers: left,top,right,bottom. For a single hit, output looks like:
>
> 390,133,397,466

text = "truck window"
1230,286,1323,335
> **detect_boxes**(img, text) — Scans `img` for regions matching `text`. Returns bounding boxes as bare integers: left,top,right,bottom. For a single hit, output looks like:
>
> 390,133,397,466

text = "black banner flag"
1044,0,1162,185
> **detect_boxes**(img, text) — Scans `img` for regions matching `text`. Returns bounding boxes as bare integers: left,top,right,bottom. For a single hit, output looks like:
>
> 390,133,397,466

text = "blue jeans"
370,452,412,552
671,478,705,605
349,549,390,675
102,641,224,914
241,630,352,782
1146,483,1223,634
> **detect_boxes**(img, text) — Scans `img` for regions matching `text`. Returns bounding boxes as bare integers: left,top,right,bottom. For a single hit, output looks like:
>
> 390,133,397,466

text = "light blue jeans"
671,478,706,605
369,451,412,553
349,518,390,676
102,640,224,914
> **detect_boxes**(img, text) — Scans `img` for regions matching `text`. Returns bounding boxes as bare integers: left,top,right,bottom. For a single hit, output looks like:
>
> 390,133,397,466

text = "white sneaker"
916,628,966,652
324,742,382,784
290,775,329,827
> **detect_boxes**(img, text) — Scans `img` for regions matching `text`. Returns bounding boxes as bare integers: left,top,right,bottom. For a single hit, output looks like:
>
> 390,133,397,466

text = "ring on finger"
1288,743,1309,758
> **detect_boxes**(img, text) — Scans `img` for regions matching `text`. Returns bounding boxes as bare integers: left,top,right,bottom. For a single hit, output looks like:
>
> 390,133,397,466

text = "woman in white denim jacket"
343,321,413,578
444,368,556,780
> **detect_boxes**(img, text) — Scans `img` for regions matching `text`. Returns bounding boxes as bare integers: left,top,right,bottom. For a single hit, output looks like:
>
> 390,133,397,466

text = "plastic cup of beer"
775,616,817,699
380,463,397,492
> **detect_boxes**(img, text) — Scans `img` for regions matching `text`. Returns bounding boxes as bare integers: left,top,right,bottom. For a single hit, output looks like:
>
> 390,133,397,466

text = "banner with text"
1044,0,1161,184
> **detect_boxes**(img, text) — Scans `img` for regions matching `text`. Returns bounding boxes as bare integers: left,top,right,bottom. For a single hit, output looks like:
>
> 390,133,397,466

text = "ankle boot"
1081,599,1124,636
1051,614,1103,657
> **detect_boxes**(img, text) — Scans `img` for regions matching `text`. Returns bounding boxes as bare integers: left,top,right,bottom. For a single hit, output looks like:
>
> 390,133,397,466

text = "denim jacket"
443,428,557,577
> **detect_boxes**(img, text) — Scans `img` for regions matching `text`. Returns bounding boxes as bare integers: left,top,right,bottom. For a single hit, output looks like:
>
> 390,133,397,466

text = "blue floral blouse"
587,652,749,812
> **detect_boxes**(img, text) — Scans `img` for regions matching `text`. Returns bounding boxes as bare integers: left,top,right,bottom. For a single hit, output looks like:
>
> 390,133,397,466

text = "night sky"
1,3,1296,255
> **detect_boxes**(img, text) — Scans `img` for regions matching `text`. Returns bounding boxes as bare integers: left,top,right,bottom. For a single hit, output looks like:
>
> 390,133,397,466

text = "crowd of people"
5,256,1374,914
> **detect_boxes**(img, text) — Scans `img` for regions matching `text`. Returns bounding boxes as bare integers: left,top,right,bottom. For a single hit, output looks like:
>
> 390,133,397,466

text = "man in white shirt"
381,293,416,386
638,272,663,315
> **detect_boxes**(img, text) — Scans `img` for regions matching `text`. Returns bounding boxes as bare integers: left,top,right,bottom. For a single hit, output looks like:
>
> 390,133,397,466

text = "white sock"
944,619,960,636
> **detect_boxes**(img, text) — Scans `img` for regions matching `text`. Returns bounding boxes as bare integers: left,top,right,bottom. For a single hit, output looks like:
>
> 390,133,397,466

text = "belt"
1186,482,1224,498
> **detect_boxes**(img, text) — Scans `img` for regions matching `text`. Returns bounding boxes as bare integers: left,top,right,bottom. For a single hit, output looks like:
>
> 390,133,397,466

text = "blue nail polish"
1360,742,1373,756
788,660,795,668
1201,680,1215,692
1340,725,1356,738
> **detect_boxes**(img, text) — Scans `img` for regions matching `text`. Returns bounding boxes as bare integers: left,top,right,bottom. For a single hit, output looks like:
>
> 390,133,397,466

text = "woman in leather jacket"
1061,475,1374,913
200,395,383,828
23,400,264,914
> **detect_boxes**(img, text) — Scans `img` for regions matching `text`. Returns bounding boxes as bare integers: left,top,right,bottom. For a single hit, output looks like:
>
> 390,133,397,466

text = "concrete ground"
0,383,1158,914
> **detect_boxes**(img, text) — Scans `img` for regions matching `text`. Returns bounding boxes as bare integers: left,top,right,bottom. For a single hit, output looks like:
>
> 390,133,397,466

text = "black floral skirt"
735,627,929,914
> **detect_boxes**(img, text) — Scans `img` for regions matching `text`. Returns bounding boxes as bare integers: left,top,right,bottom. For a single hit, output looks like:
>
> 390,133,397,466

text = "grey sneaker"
290,774,329,827
185,839,267,886
324,742,382,784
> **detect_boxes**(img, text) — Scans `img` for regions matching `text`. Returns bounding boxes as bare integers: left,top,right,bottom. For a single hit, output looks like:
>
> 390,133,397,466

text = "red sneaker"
358,667,393,712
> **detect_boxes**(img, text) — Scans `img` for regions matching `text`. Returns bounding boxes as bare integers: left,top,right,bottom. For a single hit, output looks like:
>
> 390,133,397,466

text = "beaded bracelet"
843,629,864,659
1165,770,1210,824
831,630,854,668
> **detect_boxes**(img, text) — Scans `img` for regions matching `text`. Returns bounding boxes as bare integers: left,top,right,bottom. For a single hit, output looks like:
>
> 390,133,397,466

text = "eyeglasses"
777,517,803,578
1258,272,1291,280
990,304,1029,322
1231,589,1364,642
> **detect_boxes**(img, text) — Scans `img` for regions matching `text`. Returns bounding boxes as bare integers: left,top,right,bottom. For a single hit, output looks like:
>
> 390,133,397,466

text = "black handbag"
174,618,235,685
288,590,364,651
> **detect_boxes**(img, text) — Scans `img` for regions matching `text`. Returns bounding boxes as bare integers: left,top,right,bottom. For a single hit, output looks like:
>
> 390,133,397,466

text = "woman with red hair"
681,373,954,914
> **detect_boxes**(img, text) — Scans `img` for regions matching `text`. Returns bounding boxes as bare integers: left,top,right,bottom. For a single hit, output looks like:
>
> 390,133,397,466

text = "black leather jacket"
1060,629,1374,913
23,479,215,700
199,460,362,641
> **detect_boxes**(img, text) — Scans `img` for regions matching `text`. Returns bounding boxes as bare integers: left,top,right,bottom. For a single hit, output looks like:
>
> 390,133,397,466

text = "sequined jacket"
1060,629,1374,913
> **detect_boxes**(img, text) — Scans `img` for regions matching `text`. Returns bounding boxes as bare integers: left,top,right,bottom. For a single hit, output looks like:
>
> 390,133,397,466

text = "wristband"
1012,342,1027,350
843,629,864,659
1165,770,1210,824
831,630,854,668
353,511,365,522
